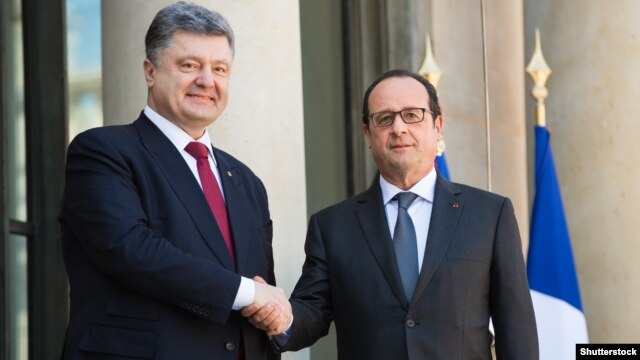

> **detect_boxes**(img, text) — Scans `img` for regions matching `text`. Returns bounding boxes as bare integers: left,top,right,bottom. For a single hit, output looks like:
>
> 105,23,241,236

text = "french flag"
435,153,450,180
527,126,588,359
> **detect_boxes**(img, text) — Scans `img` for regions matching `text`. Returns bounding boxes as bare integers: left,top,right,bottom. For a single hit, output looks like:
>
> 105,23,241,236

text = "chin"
184,110,217,123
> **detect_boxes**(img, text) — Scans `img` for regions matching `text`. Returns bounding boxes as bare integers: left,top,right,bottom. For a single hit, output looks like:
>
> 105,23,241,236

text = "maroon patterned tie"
184,142,236,263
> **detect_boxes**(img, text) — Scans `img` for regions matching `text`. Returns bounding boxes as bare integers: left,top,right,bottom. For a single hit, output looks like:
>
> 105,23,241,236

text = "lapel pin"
227,171,232,177
452,202,459,208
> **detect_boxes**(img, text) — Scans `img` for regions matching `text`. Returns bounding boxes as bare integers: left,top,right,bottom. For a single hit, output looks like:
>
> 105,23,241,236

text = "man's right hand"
242,276,292,336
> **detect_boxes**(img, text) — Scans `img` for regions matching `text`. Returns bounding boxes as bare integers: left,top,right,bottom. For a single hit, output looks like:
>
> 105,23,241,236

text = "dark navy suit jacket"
283,175,538,359
60,113,278,359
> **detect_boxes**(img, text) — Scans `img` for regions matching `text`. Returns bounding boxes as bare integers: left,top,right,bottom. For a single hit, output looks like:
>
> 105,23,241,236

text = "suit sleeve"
283,214,334,351
490,198,539,359
61,130,240,325
257,179,277,288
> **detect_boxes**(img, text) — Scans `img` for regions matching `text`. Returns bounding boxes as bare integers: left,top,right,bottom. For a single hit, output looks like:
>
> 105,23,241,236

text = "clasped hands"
241,276,292,336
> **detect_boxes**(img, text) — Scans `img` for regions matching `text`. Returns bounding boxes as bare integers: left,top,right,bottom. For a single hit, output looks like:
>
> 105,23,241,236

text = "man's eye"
381,115,394,123
375,114,394,125
181,63,197,70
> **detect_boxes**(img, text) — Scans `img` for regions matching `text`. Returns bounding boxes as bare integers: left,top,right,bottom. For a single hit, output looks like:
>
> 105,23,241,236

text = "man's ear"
363,124,372,149
143,59,156,88
434,115,444,140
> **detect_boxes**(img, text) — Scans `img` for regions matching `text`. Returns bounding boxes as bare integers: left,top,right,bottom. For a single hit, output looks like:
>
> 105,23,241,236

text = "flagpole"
417,33,442,88
479,0,492,192
418,33,451,180
526,29,589,359
417,33,443,146
526,29,552,127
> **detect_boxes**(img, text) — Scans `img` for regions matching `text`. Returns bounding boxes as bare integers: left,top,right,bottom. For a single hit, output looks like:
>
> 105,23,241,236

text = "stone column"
102,2,309,358
525,0,640,342
431,0,530,248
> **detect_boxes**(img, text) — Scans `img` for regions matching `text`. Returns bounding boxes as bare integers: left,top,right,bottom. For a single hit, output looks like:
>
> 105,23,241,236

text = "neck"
380,167,432,190
183,126,206,140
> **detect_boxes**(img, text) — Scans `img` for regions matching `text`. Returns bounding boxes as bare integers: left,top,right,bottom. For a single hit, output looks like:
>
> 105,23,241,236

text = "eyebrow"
371,106,426,113
175,55,231,66
175,55,200,63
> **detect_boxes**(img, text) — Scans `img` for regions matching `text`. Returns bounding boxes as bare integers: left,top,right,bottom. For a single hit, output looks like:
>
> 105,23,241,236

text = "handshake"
241,276,292,336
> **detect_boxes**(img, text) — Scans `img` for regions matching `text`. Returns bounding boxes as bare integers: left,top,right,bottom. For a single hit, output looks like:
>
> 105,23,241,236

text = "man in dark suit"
245,69,538,359
59,2,290,359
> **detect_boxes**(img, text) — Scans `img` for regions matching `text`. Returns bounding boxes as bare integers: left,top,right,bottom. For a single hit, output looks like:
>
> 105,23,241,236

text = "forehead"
368,76,429,111
162,32,233,60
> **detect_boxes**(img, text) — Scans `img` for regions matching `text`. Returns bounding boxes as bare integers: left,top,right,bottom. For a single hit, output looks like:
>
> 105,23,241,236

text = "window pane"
66,0,103,140
6,0,27,221
8,235,29,360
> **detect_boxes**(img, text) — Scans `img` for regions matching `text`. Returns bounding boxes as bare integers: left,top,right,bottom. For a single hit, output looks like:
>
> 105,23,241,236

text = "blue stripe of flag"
527,126,583,311
435,153,450,180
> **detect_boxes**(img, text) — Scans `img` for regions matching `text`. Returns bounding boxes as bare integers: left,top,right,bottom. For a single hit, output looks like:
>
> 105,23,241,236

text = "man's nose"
196,68,215,88
390,113,408,133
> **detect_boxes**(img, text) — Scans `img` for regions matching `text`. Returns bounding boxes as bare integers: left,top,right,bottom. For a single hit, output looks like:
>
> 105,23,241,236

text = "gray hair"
145,1,235,65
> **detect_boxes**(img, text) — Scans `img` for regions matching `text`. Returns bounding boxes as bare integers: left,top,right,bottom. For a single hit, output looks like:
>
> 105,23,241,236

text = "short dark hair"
145,1,235,65
361,69,441,124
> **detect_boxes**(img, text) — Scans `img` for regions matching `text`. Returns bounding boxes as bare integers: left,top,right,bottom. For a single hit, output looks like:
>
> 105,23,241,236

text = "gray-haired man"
60,3,290,359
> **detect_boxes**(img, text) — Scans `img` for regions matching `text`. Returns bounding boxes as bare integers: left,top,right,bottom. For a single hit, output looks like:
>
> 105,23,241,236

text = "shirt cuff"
231,276,255,310
271,322,293,349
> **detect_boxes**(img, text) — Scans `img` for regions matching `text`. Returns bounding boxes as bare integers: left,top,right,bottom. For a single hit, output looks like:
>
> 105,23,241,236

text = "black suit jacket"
283,175,538,359
60,113,279,359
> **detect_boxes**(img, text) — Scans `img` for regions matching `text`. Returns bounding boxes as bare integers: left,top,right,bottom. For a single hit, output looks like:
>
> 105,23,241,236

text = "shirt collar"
379,167,437,205
144,106,216,165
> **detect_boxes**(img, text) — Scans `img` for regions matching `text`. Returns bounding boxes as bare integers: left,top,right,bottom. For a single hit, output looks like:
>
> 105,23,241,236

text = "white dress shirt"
379,168,437,272
144,106,254,310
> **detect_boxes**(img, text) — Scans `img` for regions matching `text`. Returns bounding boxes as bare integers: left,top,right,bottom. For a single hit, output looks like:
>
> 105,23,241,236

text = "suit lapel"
134,114,235,270
412,174,463,304
356,182,410,308
213,149,253,274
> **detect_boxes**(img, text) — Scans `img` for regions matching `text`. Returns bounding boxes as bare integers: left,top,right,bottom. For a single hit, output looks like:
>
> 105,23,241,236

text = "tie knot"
395,192,418,209
185,142,209,160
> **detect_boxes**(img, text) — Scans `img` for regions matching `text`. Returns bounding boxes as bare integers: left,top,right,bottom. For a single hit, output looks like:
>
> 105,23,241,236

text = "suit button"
225,341,236,351
406,319,416,328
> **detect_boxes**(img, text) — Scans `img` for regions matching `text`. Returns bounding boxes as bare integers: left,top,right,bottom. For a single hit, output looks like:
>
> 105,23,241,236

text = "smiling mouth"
390,144,413,149
187,94,215,102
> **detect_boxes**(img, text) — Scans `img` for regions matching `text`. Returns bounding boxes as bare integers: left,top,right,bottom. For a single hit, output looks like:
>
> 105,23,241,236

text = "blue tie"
393,192,419,302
